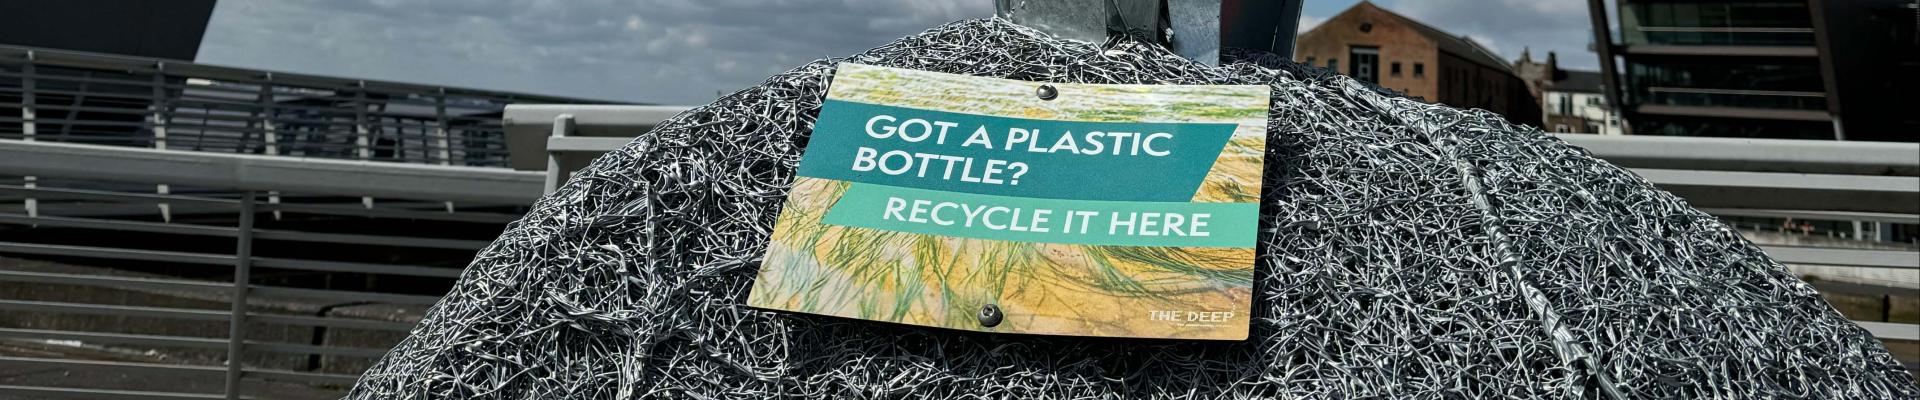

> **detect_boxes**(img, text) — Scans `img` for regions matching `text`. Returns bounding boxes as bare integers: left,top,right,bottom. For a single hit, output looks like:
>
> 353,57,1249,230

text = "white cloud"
1382,0,1599,69
197,0,994,105
1297,15,1327,34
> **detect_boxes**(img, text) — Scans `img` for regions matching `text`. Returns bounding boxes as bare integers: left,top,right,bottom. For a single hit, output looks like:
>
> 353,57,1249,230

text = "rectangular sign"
747,63,1270,340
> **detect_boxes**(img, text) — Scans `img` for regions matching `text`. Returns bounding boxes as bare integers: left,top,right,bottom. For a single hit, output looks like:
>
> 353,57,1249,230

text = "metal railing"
510,104,1920,324
0,141,542,399
2,45,620,169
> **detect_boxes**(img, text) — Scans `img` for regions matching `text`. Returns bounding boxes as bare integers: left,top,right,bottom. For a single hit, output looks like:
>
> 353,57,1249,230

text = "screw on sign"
345,19,1919,399
978,304,1003,328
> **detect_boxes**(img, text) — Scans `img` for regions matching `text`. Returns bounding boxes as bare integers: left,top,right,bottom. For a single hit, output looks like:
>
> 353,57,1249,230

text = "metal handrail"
2,44,627,169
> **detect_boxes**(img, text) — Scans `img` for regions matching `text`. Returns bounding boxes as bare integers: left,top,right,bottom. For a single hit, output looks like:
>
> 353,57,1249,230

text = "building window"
1558,94,1573,115
1554,124,1570,133
1327,59,1338,72
1391,62,1402,76
1587,96,1602,106
1305,56,1316,66
1413,63,1424,78
1349,46,1380,83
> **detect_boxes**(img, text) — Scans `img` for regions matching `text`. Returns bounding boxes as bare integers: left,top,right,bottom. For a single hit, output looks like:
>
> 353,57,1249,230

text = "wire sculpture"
346,18,1917,399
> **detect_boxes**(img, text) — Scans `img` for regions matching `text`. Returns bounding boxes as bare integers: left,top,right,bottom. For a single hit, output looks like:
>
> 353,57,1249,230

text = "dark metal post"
1586,0,1626,134
1219,0,1306,57
153,62,174,222
353,81,371,161
353,81,373,209
224,191,256,399
20,51,37,219
259,74,283,220
435,88,451,166
1804,0,1845,140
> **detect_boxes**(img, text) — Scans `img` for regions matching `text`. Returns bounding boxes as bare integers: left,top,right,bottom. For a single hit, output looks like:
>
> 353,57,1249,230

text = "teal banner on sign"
797,99,1238,202
822,183,1259,248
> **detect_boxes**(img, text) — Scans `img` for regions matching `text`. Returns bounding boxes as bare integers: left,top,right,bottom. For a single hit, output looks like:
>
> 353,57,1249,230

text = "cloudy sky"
198,0,1602,105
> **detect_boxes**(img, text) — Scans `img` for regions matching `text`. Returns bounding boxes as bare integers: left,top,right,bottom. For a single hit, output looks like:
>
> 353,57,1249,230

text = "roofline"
1316,2,1516,74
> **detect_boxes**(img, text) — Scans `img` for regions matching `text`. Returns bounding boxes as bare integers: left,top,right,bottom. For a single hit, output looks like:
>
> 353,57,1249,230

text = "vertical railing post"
543,114,575,194
435,88,455,212
224,191,256,399
353,81,374,209
20,51,36,218
434,88,451,166
152,62,173,222
259,74,282,220
353,80,371,161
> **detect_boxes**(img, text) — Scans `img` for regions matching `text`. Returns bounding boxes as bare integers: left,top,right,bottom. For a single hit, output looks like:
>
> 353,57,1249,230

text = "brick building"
1294,2,1541,126
1516,49,1622,135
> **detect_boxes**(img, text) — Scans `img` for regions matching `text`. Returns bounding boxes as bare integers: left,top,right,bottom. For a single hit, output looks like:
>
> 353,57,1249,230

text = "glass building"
1589,0,1919,141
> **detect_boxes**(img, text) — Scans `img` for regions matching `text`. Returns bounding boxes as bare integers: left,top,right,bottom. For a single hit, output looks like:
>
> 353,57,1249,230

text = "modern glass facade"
1621,1,1817,46
1626,58,1828,111
1630,117,1835,140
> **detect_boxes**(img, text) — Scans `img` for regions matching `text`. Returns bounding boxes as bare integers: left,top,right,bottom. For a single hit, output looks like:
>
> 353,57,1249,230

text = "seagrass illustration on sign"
747,63,1270,340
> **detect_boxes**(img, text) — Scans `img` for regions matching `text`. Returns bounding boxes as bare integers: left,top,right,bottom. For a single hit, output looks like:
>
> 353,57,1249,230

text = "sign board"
748,63,1269,340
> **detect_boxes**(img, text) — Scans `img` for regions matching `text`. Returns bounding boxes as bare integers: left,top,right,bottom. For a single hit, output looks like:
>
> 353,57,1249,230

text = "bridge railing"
0,140,540,399
508,104,1919,332
1,45,615,169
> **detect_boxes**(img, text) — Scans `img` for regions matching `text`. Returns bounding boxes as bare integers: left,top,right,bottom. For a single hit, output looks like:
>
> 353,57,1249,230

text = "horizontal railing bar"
264,202,521,223
251,229,490,250
248,314,415,331
250,286,442,305
11,203,232,220
0,328,227,350
2,86,155,101
1763,246,1920,270
1701,208,1920,224
0,355,360,387
0,70,165,86
243,341,387,358
0,299,413,331
0,184,239,206
0,299,229,321
0,213,236,237
0,270,230,292
241,367,361,385
0,385,227,400
1629,168,1918,214
547,136,633,153
252,257,461,278
0,328,392,359
1555,134,1920,176
0,355,222,375
1853,321,1920,341
0,241,235,266
0,212,489,250
0,140,545,204
0,102,161,116
0,116,150,128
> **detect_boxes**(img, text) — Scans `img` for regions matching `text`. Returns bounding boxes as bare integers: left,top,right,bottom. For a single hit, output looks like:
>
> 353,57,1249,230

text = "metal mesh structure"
346,19,1916,399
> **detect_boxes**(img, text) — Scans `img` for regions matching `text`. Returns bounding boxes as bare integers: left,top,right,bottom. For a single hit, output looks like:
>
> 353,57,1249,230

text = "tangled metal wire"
347,19,1916,399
